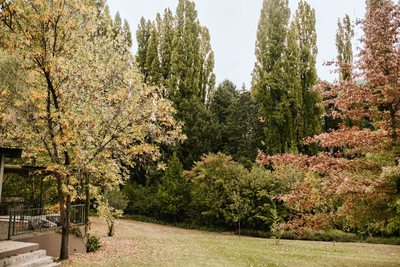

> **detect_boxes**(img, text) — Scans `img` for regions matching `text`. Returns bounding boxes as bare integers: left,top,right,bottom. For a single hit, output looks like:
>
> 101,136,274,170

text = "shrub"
279,229,358,242
97,188,129,236
123,183,159,217
86,235,102,253
184,153,278,230
156,152,190,222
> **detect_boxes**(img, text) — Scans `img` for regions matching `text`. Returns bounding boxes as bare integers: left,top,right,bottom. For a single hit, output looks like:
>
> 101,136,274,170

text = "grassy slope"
63,217,400,267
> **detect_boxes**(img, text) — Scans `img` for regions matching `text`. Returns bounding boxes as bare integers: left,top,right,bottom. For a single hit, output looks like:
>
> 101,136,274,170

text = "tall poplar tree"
113,11,123,39
252,0,321,155
336,14,354,81
323,14,354,132
251,0,292,155
293,0,322,155
136,17,151,83
199,26,216,103
93,0,112,38
123,19,133,48
168,0,201,110
282,24,301,153
159,9,174,86
133,0,216,169
146,21,162,86
136,0,215,109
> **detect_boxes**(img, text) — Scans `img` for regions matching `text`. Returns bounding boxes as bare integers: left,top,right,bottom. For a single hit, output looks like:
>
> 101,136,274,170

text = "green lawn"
63,217,400,266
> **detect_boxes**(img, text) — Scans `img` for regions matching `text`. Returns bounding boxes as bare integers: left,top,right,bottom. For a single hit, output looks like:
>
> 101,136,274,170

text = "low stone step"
42,263,61,267
0,241,39,259
0,249,46,266
18,255,54,267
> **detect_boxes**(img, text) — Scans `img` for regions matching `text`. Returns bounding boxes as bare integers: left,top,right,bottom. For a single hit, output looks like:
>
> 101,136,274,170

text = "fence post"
8,211,12,240
12,211,16,237
79,204,84,223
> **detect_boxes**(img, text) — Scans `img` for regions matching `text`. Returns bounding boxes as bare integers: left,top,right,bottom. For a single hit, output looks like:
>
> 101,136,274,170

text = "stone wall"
12,226,87,257
0,221,8,240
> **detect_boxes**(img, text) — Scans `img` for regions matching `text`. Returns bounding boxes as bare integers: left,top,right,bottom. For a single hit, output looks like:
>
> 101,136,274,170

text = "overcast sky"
107,0,367,89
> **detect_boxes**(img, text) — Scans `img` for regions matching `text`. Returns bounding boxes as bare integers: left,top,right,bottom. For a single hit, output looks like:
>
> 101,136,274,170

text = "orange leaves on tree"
257,1,400,233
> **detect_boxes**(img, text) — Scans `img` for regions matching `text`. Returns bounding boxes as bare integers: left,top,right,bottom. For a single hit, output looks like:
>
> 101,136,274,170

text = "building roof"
0,147,22,159
4,165,47,174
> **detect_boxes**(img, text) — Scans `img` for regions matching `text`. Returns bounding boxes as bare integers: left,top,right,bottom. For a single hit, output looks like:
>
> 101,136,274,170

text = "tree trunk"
84,172,90,236
108,220,114,237
397,178,400,194
390,108,397,141
60,194,71,260
238,220,241,241
57,174,71,260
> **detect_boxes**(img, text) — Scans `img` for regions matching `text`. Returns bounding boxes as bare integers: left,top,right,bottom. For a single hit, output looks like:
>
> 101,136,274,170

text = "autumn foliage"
257,0,400,235
0,0,182,259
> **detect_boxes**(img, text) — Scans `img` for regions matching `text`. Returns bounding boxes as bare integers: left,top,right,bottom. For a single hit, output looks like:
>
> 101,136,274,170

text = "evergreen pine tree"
211,80,236,125
177,96,220,169
210,80,236,152
157,152,189,222
226,84,266,166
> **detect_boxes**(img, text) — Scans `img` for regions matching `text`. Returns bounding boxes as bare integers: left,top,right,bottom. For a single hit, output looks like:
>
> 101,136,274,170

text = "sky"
107,0,367,89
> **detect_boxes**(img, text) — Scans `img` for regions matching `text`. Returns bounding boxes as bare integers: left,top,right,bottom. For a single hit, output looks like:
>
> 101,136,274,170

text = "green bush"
238,229,272,238
363,237,400,245
123,183,159,217
156,152,190,223
122,214,400,244
279,230,300,240
122,214,227,232
185,153,280,230
103,189,129,211
86,235,102,253
278,229,358,242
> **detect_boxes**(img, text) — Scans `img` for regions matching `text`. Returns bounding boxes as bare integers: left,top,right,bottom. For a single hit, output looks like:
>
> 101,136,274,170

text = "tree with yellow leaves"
0,0,182,260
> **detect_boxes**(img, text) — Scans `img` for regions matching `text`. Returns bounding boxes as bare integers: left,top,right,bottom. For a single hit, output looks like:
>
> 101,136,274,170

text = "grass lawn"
63,217,400,267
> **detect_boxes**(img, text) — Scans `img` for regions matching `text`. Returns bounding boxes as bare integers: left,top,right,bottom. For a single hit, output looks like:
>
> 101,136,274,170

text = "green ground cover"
63,217,400,267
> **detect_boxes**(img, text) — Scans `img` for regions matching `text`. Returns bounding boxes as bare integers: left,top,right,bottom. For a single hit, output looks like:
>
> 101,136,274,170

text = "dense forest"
0,0,400,259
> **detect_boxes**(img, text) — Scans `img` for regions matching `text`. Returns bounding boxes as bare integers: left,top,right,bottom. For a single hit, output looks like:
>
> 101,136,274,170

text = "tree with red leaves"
257,0,400,236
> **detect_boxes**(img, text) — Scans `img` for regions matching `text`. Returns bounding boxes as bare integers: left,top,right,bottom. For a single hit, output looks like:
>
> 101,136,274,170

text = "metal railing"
8,204,85,239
